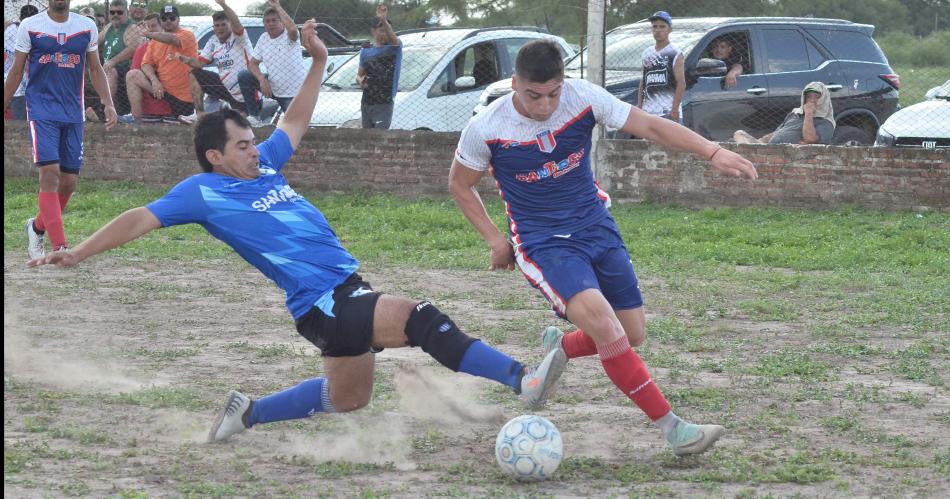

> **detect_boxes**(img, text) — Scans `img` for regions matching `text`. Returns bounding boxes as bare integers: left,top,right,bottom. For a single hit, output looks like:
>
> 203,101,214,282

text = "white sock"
655,411,681,438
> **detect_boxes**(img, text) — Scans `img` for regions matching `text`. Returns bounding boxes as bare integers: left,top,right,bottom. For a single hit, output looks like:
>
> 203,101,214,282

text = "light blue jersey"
146,129,359,320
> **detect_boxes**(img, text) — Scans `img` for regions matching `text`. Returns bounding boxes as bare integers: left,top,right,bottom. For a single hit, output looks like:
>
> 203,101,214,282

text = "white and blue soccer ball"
495,415,563,482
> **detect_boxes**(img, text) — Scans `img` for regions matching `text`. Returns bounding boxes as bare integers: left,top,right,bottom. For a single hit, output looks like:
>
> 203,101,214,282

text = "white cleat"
26,218,46,260
519,346,568,410
208,390,252,443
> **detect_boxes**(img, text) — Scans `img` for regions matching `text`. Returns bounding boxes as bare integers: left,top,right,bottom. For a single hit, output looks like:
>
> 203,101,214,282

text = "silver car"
874,80,950,149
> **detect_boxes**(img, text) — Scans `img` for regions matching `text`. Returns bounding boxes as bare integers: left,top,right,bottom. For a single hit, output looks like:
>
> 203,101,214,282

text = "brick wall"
4,122,948,211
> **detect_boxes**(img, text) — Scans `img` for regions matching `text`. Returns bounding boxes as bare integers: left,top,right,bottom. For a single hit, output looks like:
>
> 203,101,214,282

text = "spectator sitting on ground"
126,5,198,123
100,0,134,115
734,82,835,145
120,13,172,122
174,0,253,115
4,4,39,120
708,35,744,89
237,0,305,127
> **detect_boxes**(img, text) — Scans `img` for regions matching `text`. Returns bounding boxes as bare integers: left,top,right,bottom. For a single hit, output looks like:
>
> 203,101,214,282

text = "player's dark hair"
262,7,279,19
20,4,39,20
194,109,251,172
515,39,564,83
212,11,228,23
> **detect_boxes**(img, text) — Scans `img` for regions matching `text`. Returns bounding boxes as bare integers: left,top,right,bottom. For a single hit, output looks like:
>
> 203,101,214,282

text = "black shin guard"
404,301,476,371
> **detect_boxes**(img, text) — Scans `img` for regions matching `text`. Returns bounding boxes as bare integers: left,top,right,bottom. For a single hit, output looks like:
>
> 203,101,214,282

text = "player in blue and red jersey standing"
28,20,566,444
4,0,118,260
450,39,758,457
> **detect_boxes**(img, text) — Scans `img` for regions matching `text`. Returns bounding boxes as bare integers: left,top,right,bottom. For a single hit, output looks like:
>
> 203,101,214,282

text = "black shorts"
295,273,383,357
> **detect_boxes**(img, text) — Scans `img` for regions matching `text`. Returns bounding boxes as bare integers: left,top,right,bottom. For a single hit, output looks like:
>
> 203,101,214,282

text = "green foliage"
878,30,950,66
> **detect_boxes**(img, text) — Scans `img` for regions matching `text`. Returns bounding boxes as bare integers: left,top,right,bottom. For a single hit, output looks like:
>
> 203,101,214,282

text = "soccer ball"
495,415,563,482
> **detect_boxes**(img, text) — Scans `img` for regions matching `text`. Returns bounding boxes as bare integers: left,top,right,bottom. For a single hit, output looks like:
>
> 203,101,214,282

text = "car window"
806,39,826,69
429,42,499,98
500,37,566,65
805,29,888,64
567,29,705,72
699,31,753,74
763,29,810,73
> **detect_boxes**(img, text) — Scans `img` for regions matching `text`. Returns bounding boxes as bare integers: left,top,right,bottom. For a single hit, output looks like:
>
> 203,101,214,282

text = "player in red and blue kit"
450,40,758,457
3,0,118,260
28,21,566,444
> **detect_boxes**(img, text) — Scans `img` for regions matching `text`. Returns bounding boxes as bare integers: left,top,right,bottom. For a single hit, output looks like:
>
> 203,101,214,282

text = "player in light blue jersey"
451,40,758,457
28,20,566,444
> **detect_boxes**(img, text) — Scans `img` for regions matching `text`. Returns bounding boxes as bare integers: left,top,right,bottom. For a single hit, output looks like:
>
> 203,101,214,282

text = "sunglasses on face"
110,10,125,15
160,15,177,21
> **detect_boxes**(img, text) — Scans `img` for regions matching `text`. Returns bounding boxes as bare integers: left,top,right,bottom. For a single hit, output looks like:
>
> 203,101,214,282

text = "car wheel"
832,125,872,146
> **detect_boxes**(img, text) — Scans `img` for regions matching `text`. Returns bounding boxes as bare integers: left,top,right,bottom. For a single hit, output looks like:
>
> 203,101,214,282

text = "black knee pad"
405,301,476,372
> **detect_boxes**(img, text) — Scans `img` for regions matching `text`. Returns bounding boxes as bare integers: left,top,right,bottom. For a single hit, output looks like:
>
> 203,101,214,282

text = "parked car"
473,17,900,145
874,80,950,149
311,27,576,130
177,16,363,78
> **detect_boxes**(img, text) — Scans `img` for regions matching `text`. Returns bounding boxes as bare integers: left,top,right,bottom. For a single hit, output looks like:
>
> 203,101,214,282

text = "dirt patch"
4,253,948,497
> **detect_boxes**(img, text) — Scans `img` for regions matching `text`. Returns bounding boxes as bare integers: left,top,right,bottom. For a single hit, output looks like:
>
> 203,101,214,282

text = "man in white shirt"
3,4,39,120
175,0,253,114
236,0,305,126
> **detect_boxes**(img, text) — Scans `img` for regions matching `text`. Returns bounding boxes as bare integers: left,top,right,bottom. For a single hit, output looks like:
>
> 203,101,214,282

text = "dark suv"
482,17,900,145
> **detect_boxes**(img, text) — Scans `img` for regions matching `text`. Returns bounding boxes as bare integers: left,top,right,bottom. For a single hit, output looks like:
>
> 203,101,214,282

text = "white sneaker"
247,116,268,128
179,112,197,124
26,218,46,260
519,346,568,410
207,390,252,443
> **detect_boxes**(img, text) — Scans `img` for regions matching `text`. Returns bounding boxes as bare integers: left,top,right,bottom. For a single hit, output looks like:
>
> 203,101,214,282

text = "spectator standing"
734,82,835,145
127,5,198,122
4,4,39,120
708,36,745,89
238,0,305,127
357,4,401,129
3,0,117,259
100,0,134,114
175,0,253,114
638,11,684,123
122,13,172,121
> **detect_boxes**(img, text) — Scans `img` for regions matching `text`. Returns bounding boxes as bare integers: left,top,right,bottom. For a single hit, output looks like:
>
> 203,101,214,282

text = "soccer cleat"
519,346,567,410
208,390,253,443
667,422,725,456
541,326,565,357
26,218,46,260
117,113,137,124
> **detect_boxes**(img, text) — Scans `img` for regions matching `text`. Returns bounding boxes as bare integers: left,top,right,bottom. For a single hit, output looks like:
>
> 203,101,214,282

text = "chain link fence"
5,0,948,149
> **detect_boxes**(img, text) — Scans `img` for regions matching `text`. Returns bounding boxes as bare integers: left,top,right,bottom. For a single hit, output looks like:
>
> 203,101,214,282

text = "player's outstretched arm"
620,106,758,180
27,207,162,268
449,159,515,271
277,19,326,150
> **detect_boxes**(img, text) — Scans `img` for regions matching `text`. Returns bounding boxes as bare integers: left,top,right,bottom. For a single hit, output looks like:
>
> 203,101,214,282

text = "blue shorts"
29,120,84,173
514,219,643,319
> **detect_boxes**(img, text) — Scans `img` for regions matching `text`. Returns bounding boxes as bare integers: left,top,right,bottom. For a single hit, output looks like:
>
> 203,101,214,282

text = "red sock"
33,193,72,233
37,192,67,249
598,335,672,421
562,329,598,359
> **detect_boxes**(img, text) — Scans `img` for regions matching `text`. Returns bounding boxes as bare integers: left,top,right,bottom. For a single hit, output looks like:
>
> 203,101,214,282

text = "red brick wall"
4,122,948,211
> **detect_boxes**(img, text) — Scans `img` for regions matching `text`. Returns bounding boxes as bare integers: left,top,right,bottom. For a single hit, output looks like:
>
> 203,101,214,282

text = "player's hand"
260,79,273,98
489,242,515,271
103,59,114,72
266,0,281,8
710,147,758,180
214,0,228,7
150,80,164,99
376,4,388,20
300,19,327,62
28,248,80,268
103,105,118,131
669,109,680,123
803,101,816,116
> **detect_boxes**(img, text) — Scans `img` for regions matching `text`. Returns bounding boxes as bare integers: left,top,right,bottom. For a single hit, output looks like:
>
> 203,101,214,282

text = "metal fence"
4,0,948,149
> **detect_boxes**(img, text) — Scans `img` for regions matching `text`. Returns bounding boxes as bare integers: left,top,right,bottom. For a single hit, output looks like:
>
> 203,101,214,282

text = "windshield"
323,44,449,92
566,28,706,72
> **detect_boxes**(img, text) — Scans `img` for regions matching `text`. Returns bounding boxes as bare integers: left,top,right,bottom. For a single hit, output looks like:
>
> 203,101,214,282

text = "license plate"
922,140,936,149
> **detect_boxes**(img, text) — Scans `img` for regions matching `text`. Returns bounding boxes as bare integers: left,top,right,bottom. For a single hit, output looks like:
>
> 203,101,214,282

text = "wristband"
708,147,723,161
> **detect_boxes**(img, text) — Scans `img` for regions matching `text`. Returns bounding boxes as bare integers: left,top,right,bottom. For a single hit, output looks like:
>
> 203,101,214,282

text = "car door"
685,29,772,141
759,26,844,133
425,40,502,131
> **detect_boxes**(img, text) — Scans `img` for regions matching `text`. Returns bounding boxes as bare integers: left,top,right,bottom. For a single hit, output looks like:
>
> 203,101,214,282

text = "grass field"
892,66,948,107
4,178,949,497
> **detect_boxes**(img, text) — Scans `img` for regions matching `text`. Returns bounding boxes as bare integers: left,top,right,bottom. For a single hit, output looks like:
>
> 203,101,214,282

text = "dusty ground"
4,252,949,498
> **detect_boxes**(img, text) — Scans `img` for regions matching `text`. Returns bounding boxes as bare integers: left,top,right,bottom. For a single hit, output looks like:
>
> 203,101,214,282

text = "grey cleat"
667,422,726,456
208,390,253,443
519,346,568,410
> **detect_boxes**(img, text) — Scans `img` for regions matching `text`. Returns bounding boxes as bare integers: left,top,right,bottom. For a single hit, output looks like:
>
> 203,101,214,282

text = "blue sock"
457,340,524,391
248,377,335,426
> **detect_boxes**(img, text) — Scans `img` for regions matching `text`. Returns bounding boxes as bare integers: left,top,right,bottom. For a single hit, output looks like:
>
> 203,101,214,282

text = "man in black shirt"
357,4,401,129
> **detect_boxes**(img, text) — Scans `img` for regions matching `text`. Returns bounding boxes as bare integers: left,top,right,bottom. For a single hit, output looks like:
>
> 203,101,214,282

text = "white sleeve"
580,79,632,130
454,119,492,172
86,18,98,51
251,39,262,62
199,39,213,61
14,20,32,53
